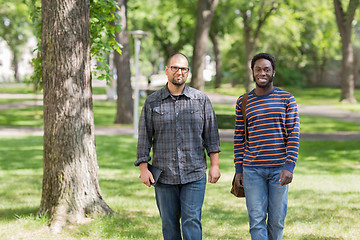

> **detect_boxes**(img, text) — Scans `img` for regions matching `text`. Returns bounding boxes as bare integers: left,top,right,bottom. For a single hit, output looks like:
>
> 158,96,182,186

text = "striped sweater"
234,87,300,173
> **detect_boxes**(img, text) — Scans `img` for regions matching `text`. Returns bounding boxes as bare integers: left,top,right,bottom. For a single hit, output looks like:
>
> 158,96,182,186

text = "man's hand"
208,152,220,183
139,162,155,187
279,169,293,186
235,173,243,187
208,165,221,183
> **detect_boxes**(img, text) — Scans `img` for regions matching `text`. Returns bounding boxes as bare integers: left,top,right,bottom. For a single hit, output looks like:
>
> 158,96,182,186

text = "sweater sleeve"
283,95,300,173
234,95,246,173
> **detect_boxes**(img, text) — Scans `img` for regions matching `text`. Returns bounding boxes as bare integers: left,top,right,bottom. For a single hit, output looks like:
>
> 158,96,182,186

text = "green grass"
0,99,38,104
337,104,360,113
1,101,359,133
0,86,35,94
205,85,360,105
1,85,359,239
0,136,359,239
0,85,104,95
299,114,360,132
1,84,360,105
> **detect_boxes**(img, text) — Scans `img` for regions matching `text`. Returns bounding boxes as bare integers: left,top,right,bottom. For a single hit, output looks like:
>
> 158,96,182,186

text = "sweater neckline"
252,87,276,98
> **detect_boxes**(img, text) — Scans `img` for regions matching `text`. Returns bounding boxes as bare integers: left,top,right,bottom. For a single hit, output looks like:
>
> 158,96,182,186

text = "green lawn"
205,85,360,105
0,85,106,95
0,99,38,104
0,136,359,239
337,104,360,113
2,83,359,105
1,100,360,133
0,86,35,94
0,85,359,238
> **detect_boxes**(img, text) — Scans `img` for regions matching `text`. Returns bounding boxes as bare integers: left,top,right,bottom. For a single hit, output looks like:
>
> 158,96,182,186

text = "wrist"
139,162,148,171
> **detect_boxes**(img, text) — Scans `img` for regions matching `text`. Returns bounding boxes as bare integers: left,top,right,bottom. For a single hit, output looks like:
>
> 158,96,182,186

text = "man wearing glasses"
135,52,221,240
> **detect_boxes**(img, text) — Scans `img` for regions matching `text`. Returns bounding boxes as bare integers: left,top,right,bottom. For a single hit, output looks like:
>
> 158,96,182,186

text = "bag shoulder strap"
241,93,248,143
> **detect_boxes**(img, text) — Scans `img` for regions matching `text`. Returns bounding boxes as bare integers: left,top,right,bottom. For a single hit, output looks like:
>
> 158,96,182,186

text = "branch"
346,0,360,26
254,1,276,40
210,0,219,12
240,9,250,34
333,0,345,37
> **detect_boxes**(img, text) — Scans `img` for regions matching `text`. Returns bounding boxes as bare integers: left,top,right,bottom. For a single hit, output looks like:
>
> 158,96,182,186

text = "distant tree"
263,0,341,87
190,0,218,90
134,0,196,58
40,0,114,233
238,0,279,92
114,0,133,124
209,0,239,88
0,0,33,82
333,0,359,103
299,1,340,86
210,29,222,88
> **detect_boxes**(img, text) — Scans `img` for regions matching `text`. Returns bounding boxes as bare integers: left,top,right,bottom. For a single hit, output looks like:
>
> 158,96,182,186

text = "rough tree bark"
114,0,133,124
333,0,359,103
190,0,218,90
40,0,113,233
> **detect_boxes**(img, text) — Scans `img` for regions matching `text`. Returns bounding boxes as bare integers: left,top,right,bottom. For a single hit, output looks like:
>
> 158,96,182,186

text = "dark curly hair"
251,53,276,71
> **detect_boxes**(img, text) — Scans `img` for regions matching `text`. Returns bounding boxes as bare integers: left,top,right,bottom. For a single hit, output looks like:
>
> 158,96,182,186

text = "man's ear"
273,70,276,77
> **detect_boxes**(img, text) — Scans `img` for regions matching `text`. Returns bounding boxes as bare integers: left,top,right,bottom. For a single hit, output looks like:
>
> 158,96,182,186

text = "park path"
0,92,360,141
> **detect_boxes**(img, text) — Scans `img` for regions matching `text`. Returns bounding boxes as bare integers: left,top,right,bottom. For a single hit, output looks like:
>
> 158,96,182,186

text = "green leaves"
90,0,122,83
26,0,122,85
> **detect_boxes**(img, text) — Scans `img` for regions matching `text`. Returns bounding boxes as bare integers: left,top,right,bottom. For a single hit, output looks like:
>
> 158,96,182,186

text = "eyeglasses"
169,66,190,73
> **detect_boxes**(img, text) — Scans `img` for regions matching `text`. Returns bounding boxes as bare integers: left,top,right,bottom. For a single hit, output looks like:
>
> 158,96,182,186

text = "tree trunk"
12,51,19,82
210,33,222,88
240,1,277,92
354,48,359,86
340,39,356,103
243,10,255,92
244,34,255,92
190,0,218,90
333,0,359,103
114,0,133,124
40,0,113,233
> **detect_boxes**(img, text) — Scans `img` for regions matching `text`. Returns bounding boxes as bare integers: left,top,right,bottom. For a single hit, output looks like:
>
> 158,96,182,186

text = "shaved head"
167,53,189,66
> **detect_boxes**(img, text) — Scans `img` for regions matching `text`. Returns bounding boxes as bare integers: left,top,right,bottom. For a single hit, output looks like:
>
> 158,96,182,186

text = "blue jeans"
243,167,288,240
154,175,206,240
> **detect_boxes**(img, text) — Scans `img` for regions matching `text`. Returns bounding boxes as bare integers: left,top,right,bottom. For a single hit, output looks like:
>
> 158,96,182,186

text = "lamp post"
130,30,147,138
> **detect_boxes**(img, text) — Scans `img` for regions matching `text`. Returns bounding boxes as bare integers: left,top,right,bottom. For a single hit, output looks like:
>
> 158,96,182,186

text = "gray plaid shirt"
135,84,221,184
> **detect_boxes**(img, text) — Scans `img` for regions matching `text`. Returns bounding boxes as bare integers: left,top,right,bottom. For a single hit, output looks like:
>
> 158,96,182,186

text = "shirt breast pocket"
181,104,203,125
152,106,172,129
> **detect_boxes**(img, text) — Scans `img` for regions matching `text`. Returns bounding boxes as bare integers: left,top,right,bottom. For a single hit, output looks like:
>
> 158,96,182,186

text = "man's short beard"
253,75,273,89
171,79,185,86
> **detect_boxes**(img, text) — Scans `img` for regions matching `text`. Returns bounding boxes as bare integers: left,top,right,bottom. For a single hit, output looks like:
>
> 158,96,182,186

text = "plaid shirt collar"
160,84,195,100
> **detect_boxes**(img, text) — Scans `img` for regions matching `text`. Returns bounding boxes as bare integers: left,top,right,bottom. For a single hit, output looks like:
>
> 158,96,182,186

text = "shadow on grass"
216,114,235,129
296,234,344,240
0,107,43,127
73,208,162,239
297,141,360,175
1,135,359,238
0,136,43,170
204,203,248,225
286,188,359,238
0,206,38,221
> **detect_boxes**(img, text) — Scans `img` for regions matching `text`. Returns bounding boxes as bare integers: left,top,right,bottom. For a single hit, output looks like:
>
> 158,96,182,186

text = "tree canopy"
1,0,359,94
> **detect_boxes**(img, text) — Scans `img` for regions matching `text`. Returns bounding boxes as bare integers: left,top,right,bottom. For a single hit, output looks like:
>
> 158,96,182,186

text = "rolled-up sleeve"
203,96,221,155
134,100,153,166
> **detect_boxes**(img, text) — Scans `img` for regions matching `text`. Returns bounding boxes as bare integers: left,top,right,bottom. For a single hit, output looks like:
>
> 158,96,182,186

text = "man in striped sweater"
234,53,300,240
